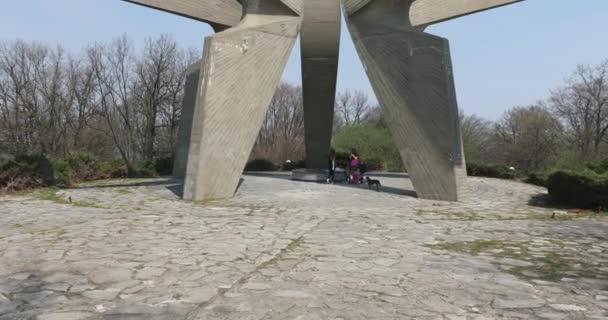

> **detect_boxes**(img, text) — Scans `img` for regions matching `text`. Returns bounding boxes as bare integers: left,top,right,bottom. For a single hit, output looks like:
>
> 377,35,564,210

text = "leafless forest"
1,35,606,172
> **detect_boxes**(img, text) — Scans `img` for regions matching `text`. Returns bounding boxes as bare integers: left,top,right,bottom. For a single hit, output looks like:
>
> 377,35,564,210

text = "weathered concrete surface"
301,0,341,169
1,175,607,319
172,61,201,179
182,1,301,201
410,0,524,28
123,0,242,30
344,0,468,201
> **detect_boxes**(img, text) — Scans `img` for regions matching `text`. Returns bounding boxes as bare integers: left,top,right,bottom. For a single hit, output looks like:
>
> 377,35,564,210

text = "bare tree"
253,83,305,163
87,35,140,172
156,47,198,159
494,104,563,171
335,90,372,127
132,34,179,161
551,60,608,160
0,36,194,167
459,112,495,163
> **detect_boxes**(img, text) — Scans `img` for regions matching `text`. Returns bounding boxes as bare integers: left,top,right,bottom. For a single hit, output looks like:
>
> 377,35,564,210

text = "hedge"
332,124,404,172
281,160,306,172
0,154,54,192
0,153,175,193
586,159,608,175
525,170,554,187
547,170,608,210
52,152,128,186
245,159,277,172
466,162,517,180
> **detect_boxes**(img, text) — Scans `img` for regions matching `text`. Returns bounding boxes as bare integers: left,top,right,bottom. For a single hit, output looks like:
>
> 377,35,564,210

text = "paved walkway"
0,173,607,320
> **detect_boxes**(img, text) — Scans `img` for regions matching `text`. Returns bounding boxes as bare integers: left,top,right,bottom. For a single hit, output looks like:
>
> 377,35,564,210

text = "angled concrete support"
183,0,301,201
122,0,242,29
410,0,523,28
344,0,467,201
173,61,201,178
301,0,341,169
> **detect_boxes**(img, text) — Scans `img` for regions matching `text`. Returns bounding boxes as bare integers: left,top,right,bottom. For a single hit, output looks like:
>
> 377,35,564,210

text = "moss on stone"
428,239,607,283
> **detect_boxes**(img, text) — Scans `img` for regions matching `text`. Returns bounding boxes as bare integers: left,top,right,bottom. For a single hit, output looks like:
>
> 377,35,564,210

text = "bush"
333,124,404,172
0,153,180,193
52,152,129,186
245,159,276,172
0,154,54,192
363,157,384,172
526,170,554,187
586,159,608,175
154,157,174,176
132,161,158,178
0,153,13,167
547,170,608,210
467,162,517,180
281,160,306,171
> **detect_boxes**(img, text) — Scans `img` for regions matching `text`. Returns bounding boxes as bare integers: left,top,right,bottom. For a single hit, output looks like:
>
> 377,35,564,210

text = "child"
349,149,361,184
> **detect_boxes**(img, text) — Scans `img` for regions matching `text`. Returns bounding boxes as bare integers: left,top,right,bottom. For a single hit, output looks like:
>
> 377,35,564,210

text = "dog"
365,176,381,191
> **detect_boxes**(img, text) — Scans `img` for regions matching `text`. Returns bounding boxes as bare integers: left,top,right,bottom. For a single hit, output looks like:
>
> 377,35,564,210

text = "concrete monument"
123,0,523,202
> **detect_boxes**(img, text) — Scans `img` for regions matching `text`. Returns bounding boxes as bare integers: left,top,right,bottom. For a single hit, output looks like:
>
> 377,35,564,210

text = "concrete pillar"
173,61,201,178
343,0,468,201
182,0,301,201
301,0,341,169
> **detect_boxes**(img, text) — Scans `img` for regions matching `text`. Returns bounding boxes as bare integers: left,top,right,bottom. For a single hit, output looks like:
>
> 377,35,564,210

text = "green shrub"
526,170,554,187
333,124,404,172
1,152,180,193
281,160,306,171
154,157,174,176
467,162,517,180
52,152,128,186
586,159,608,175
0,154,54,192
245,159,276,172
547,170,608,210
51,159,71,186
132,161,158,178
0,153,13,167
363,157,384,172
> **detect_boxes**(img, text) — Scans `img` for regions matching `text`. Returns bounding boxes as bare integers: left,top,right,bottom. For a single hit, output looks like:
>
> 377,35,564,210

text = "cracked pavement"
0,173,607,320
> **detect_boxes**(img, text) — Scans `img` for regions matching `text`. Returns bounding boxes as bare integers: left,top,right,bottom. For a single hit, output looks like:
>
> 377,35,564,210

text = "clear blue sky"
1,0,607,120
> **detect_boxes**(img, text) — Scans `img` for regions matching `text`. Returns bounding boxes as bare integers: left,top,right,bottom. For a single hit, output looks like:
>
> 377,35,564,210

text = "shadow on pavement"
244,172,418,198
331,181,418,198
527,192,591,212
74,173,417,199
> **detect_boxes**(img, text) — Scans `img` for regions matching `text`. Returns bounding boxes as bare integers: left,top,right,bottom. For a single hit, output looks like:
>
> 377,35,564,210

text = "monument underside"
123,0,524,202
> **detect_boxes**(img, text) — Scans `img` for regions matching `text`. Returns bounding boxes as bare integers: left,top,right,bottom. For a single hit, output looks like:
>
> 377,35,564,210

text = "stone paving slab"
0,174,607,320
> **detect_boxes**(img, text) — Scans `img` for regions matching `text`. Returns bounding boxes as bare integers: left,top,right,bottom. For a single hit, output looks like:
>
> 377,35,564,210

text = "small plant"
32,187,109,209
32,187,69,204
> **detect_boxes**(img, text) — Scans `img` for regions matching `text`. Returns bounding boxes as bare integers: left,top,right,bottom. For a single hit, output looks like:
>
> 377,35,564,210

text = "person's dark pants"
328,170,335,182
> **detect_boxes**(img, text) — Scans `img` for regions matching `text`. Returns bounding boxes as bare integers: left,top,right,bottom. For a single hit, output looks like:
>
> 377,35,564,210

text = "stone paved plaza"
0,173,607,320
